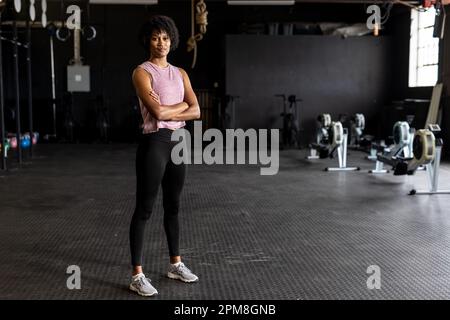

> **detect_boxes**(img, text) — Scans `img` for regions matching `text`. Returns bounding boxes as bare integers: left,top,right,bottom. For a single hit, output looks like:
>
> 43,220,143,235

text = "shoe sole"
129,284,158,297
167,272,199,283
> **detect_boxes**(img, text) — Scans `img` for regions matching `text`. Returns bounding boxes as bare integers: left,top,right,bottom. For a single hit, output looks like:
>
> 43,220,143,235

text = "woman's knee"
134,204,154,220
163,201,180,216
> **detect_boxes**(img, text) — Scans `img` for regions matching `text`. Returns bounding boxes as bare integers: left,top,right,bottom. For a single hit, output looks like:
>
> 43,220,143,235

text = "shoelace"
137,276,151,287
177,263,191,274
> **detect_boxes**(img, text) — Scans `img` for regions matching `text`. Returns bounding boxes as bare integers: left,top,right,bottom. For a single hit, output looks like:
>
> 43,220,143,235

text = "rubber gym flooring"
1,144,450,300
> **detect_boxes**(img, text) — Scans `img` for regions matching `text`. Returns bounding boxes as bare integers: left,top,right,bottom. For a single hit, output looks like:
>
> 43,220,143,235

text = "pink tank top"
137,61,186,133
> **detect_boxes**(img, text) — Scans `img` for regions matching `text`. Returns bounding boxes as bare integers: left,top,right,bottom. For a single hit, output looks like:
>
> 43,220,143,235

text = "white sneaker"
129,273,158,297
167,262,199,283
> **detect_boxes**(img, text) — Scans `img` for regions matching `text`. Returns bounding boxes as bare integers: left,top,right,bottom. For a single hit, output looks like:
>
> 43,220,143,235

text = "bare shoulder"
177,68,192,86
132,67,152,85
133,66,149,78
177,67,189,77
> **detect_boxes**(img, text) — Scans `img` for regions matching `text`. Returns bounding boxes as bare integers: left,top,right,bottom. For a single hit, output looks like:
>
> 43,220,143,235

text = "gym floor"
1,144,449,300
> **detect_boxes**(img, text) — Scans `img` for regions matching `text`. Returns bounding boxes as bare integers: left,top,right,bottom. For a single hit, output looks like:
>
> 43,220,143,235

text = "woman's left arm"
170,68,201,121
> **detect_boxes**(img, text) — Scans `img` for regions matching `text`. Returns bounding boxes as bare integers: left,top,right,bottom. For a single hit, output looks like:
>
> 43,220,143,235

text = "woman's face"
149,30,171,58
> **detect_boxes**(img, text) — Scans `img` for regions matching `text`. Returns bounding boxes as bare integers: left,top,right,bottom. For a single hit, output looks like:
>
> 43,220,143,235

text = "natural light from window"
409,7,440,87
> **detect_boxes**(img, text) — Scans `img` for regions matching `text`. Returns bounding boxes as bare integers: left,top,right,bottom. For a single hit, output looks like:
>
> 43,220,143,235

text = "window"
409,7,440,87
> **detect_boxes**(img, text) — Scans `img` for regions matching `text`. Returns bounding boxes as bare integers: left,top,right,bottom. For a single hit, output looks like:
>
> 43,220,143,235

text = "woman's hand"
149,88,189,119
149,90,161,104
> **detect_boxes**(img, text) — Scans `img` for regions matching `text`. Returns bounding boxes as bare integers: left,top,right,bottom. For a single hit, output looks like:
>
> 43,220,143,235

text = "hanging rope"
187,0,208,69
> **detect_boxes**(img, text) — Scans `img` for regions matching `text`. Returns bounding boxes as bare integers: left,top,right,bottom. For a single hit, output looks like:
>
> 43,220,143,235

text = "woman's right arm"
132,68,188,121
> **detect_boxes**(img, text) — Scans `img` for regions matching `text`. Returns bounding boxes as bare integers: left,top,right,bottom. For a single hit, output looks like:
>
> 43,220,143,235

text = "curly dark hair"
139,15,180,52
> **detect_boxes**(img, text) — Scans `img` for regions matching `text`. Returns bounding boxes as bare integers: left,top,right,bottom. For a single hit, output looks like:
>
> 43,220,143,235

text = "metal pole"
74,27,81,65
342,131,348,168
0,12,6,170
13,20,22,164
26,20,33,158
50,35,57,138
431,146,442,192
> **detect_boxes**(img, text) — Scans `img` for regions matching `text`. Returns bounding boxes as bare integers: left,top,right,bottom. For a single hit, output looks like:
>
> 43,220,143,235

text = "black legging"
129,129,186,266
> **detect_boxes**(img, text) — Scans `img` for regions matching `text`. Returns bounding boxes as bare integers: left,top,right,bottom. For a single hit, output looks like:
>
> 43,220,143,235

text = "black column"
26,20,33,158
13,20,22,164
0,12,6,170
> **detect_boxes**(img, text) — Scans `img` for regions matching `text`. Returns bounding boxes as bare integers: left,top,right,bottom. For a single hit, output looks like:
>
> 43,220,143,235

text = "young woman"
129,15,201,297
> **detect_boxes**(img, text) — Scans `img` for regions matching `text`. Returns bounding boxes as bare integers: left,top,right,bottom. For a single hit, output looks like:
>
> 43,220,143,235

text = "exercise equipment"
56,25,71,41
29,0,36,22
370,82,446,176
14,0,22,13
350,113,365,146
307,114,360,171
82,25,97,41
369,121,414,174
31,132,39,145
348,113,375,156
0,138,10,158
20,135,31,149
41,0,48,28
8,135,18,149
409,124,450,195
46,23,58,140
82,2,97,42
367,124,450,194
369,124,434,176
307,113,332,159
5,132,38,150
275,94,301,149
1,10,39,167
425,83,443,127
57,1,95,142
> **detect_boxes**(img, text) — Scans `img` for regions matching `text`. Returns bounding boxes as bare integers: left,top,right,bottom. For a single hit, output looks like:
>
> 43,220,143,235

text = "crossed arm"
132,67,201,121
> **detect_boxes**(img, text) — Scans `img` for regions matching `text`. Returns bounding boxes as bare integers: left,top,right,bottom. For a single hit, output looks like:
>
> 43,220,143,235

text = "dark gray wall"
225,34,393,144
